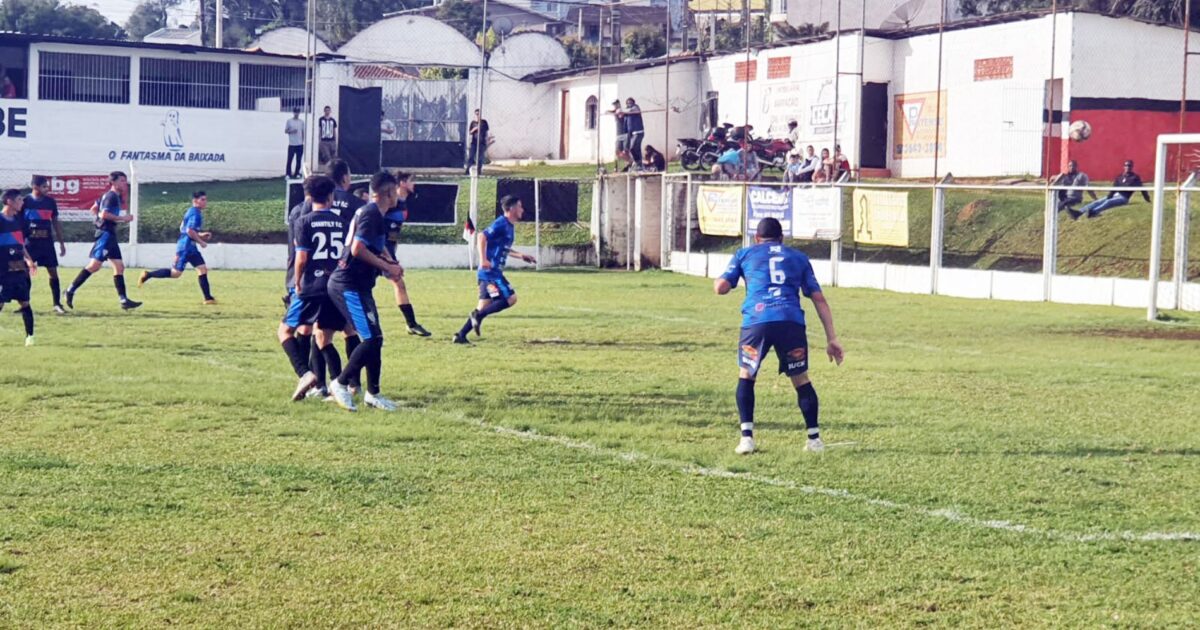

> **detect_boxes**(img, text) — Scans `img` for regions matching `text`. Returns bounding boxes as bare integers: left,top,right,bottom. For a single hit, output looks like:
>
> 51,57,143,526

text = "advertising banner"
791,187,842,240
852,189,909,247
696,185,744,237
39,175,113,221
894,91,947,159
746,186,792,237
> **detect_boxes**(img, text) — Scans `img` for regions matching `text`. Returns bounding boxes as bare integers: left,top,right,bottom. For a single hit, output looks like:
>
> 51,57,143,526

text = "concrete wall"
0,43,306,186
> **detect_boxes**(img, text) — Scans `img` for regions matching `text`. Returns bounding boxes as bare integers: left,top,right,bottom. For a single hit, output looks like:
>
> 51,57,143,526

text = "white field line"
453,414,1200,544
556,305,714,326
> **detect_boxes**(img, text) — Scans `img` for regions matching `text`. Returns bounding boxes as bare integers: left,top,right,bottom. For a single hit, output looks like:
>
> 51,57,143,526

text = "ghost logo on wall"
162,110,184,150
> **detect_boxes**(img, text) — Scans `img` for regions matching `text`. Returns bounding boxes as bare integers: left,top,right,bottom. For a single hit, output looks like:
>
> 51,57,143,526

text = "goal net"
1147,134,1200,320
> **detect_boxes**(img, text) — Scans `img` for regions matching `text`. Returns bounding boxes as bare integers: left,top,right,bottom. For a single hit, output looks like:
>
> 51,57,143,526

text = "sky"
74,0,200,29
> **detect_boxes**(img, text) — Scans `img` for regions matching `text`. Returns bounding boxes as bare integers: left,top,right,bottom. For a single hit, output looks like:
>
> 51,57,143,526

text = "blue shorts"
173,249,206,272
0,272,30,304
282,294,346,331
738,321,809,378
329,283,382,341
90,232,122,262
478,274,515,301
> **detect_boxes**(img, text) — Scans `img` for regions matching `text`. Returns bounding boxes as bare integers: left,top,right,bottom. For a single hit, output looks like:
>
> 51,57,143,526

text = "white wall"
889,14,1074,177
552,60,704,164
1070,13,1200,101
704,36,886,161
0,43,306,186
480,74,563,160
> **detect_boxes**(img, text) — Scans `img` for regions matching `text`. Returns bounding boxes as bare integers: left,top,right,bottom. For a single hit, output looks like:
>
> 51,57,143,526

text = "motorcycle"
748,137,794,171
697,124,735,170
675,138,704,171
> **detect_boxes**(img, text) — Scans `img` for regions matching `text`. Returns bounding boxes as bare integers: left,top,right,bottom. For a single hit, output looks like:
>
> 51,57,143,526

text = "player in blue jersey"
138,191,216,304
452,195,536,345
21,176,67,314
64,171,141,311
383,171,430,337
326,170,405,412
1,189,37,346
715,217,844,455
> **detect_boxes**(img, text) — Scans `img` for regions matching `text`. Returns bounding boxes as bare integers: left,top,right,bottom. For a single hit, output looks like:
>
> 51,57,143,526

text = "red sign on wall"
734,60,757,83
767,57,791,80
37,175,115,221
974,57,1013,81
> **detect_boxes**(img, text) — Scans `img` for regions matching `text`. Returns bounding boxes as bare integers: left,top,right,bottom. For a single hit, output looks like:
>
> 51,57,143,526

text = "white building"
0,32,308,185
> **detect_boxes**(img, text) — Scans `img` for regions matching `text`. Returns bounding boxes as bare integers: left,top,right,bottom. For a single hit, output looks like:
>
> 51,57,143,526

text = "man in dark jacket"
1080,159,1151,219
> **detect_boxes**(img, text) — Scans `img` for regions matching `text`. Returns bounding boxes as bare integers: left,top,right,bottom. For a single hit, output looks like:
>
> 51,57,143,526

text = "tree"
957,0,1192,27
623,26,666,60
699,16,768,53
559,35,598,69
0,0,125,39
773,21,828,42
436,0,485,41
125,0,184,42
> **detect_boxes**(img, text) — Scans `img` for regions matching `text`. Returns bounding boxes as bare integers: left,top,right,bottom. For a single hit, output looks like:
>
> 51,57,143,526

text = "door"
560,89,570,160
859,82,888,169
1000,85,1045,177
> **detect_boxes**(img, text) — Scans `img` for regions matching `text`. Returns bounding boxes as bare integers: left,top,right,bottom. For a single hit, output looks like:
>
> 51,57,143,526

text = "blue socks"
736,378,755,437
797,382,820,440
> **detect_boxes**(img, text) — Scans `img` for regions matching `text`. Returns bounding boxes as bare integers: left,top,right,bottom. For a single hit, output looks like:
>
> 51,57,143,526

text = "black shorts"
738,321,809,378
0,272,31,304
281,294,347,331
328,283,383,341
26,240,58,268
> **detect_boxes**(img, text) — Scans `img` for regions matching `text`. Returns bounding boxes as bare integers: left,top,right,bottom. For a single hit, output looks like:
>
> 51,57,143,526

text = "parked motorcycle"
748,137,794,171
676,138,704,170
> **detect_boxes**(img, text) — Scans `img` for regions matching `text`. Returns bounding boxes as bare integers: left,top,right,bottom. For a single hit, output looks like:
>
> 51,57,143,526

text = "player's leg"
195,259,215,304
344,289,394,411
392,277,429,336
278,299,318,399
108,250,140,309
775,322,822,453
66,235,111,307
328,286,380,411
734,326,768,455
140,254,184,287
343,333,361,393
18,296,34,345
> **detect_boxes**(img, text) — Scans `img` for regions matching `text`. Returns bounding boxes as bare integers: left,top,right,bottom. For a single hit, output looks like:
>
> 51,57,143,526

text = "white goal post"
1147,133,1200,322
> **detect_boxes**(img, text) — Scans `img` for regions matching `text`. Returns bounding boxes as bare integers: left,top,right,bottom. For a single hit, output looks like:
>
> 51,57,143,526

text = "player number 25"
311,232,345,260
769,256,786,284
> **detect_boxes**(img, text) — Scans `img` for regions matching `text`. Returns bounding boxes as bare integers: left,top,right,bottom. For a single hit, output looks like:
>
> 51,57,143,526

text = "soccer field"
1,269,1198,626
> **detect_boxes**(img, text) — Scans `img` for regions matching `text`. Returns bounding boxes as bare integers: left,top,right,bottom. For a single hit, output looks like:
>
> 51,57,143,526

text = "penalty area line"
451,413,1200,544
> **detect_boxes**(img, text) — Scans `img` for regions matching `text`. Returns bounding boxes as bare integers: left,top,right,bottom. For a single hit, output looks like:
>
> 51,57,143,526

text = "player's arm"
187,227,209,248
52,210,66,255
350,216,403,280
294,247,309,293
714,278,733,294
714,255,742,294
477,231,490,270
809,291,844,365
23,248,36,276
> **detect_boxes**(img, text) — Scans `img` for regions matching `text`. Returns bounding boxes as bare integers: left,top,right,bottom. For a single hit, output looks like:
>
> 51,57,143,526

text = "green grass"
1,270,1199,626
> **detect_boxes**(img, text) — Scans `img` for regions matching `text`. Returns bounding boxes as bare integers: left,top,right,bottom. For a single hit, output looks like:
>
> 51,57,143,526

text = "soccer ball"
1068,120,1092,142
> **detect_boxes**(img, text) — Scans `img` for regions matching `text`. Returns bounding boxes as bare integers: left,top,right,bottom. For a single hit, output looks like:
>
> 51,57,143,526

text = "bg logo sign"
0,107,27,138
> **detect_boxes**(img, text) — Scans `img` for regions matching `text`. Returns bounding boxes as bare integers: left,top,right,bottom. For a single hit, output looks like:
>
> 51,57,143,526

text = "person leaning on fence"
609,100,629,171
624,98,646,168
1078,159,1151,219
1053,160,1098,220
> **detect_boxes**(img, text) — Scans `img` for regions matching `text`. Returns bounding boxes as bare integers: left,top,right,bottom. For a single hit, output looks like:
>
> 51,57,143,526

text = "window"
38,51,129,104
140,57,229,109
239,63,306,111
585,95,597,130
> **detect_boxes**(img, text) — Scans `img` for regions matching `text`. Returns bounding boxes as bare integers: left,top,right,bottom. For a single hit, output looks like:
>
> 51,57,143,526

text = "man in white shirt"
380,111,397,141
796,145,819,183
284,107,304,178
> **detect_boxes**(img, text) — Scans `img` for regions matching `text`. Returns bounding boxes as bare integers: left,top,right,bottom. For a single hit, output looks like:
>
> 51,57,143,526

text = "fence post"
534,178,542,271
1172,172,1195,311
1042,186,1058,302
685,173,693,261
626,174,633,271
831,184,843,287
1147,138,1171,321
660,175,670,269
592,175,603,268
633,175,644,271
930,174,950,295
128,161,139,268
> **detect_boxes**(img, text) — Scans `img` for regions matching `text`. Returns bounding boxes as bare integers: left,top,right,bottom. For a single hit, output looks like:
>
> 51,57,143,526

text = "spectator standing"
624,98,645,168
1052,160,1097,220
609,100,628,171
465,109,490,174
380,111,397,141
1,75,15,99
642,145,666,172
318,106,338,166
284,107,304,178
1079,159,1151,219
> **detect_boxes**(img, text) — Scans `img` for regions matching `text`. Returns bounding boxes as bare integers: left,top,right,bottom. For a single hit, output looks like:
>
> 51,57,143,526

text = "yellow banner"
696,185,744,237
893,90,947,159
852,190,909,247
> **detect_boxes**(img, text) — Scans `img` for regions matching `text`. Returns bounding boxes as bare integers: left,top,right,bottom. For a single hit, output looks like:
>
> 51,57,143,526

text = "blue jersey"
384,198,407,256
294,208,348,299
332,203,387,291
0,213,28,274
177,206,203,252
96,190,122,234
21,195,58,243
477,215,514,281
721,242,821,327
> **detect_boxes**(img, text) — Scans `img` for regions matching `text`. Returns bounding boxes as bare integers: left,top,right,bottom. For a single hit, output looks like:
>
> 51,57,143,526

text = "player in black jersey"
64,171,141,311
326,171,405,412
21,176,66,313
1,189,37,346
383,171,430,336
